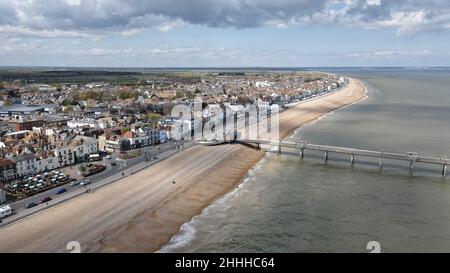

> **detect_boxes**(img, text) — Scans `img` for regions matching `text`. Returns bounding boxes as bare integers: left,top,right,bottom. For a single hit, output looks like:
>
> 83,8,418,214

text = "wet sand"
0,78,366,253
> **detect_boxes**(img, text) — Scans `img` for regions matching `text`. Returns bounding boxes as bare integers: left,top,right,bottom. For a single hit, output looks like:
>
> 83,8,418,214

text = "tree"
175,90,185,99
118,91,136,100
55,84,63,92
148,113,161,121
63,105,73,113
121,127,131,134
62,98,75,106
185,90,195,100
119,139,131,152
1,81,9,90
78,164,87,172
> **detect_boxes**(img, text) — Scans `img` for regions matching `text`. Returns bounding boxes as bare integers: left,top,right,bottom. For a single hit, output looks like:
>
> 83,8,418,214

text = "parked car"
111,162,117,166
80,179,91,186
105,155,112,160
56,188,67,195
40,197,52,203
70,180,80,186
25,202,38,209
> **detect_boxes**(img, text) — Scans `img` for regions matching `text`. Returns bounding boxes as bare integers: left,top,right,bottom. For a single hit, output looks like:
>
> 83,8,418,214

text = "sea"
160,68,450,253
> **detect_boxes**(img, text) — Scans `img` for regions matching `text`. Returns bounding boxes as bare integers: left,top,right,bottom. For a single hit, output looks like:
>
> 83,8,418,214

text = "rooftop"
0,105,45,114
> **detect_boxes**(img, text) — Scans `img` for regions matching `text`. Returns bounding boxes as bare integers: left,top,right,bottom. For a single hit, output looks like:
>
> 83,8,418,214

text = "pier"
239,139,449,176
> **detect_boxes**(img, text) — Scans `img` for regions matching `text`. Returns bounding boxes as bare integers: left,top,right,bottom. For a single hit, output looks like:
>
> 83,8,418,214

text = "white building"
15,153,38,178
36,150,59,173
67,118,107,129
132,127,160,146
53,146,74,167
159,130,168,143
69,136,99,162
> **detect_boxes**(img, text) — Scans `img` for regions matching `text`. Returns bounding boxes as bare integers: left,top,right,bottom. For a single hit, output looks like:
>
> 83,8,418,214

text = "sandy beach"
0,78,366,253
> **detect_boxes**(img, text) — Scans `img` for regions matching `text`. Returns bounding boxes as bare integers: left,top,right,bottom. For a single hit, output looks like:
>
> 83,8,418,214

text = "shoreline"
90,78,367,253
0,78,366,253
158,78,368,252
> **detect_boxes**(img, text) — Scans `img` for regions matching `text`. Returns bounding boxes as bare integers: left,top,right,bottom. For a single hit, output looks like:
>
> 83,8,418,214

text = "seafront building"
0,71,345,195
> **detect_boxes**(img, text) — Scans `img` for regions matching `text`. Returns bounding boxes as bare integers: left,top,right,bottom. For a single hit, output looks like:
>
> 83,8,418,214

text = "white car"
80,179,91,186
0,206,12,219
105,155,112,160
70,180,80,186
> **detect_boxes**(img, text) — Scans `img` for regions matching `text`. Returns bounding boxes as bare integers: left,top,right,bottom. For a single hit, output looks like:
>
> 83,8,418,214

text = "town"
0,68,346,221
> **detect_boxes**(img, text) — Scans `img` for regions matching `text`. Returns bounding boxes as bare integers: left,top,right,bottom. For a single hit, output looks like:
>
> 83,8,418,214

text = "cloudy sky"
1,0,450,67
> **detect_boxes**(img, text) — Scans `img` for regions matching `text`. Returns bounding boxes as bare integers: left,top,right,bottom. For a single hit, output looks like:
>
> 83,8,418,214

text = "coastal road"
0,140,192,228
0,142,251,252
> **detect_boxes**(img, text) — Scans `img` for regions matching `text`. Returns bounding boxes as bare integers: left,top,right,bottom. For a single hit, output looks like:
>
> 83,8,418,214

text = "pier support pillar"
379,158,383,170
277,140,281,156
443,164,447,176
300,148,304,158
409,161,414,174
350,154,355,166
324,151,329,163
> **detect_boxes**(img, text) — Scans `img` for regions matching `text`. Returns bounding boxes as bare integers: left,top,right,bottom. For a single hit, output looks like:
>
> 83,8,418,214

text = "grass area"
119,151,142,160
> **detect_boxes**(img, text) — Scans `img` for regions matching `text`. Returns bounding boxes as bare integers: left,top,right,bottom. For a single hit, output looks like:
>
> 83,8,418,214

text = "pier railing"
239,139,449,176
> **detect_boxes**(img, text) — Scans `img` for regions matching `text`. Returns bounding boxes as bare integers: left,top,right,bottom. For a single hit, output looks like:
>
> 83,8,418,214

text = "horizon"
2,65,450,69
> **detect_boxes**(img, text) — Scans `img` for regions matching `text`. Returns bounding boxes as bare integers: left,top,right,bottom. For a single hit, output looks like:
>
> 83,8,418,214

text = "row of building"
0,123,169,183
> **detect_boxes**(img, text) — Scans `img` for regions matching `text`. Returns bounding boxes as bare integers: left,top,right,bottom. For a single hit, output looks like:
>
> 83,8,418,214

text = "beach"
0,78,366,253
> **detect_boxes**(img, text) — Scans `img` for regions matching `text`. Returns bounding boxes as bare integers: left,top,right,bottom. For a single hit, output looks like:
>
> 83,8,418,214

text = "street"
0,140,193,226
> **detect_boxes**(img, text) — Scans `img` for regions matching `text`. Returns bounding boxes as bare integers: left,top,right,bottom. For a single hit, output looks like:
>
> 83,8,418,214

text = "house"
100,135,122,152
0,159,16,182
132,127,160,146
98,128,121,152
53,145,74,167
15,153,37,178
35,150,59,173
122,130,142,149
69,136,99,162
10,118,44,131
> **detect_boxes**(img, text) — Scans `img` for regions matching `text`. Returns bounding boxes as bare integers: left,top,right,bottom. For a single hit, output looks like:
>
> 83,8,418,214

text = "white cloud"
0,0,448,39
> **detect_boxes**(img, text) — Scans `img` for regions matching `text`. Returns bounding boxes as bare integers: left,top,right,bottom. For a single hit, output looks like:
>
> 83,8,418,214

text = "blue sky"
1,0,450,67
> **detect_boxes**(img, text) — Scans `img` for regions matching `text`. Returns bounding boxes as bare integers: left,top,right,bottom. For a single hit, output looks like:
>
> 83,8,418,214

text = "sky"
1,0,450,67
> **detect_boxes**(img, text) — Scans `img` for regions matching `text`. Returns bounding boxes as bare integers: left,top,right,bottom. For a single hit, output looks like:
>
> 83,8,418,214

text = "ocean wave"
157,157,267,252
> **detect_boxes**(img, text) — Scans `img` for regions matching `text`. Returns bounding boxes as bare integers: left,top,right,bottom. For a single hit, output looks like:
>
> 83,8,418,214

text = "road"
0,140,192,226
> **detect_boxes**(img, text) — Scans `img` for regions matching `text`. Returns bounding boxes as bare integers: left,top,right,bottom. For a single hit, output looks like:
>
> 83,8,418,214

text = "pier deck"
239,139,449,176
